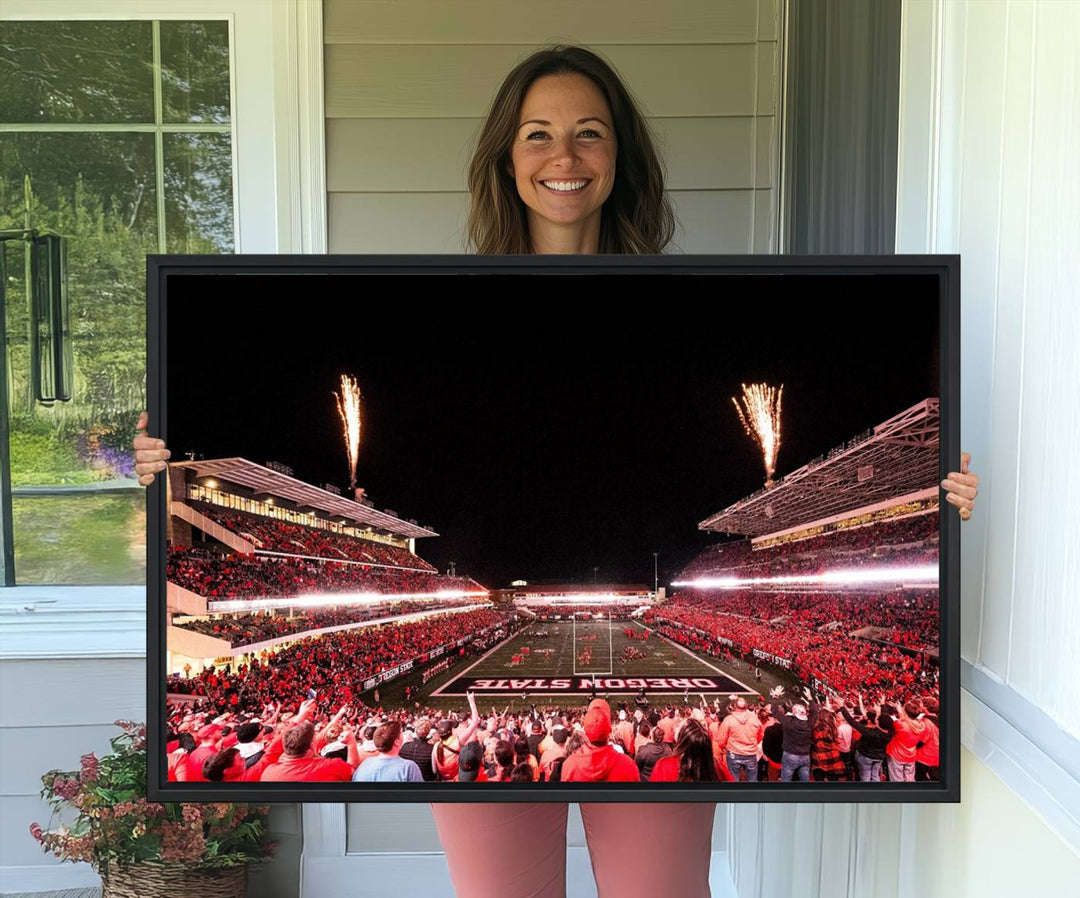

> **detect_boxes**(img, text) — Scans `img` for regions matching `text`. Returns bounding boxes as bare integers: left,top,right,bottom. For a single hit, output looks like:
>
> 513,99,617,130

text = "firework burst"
732,382,784,487
334,374,362,489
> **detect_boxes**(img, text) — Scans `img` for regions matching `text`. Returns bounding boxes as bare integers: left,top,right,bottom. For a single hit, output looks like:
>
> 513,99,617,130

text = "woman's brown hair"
493,739,515,780
672,719,720,783
467,45,675,254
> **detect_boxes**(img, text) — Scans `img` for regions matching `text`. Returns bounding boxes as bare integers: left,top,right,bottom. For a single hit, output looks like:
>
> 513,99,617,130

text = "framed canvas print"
147,254,960,803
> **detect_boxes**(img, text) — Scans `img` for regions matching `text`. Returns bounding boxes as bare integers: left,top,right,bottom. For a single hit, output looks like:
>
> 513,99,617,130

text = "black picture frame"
147,253,960,803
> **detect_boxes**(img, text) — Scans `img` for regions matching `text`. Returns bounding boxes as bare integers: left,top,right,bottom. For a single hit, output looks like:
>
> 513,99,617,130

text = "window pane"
2,132,156,585
1,20,234,587
164,133,234,252
1,131,157,438
0,21,154,124
12,492,146,585
160,21,232,124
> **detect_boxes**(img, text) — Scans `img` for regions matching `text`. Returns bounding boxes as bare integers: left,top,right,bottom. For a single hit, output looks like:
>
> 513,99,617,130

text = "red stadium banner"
422,657,452,683
751,648,793,670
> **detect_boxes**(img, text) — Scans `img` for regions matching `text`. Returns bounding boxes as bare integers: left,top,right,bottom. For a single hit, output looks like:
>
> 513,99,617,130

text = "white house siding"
325,0,782,254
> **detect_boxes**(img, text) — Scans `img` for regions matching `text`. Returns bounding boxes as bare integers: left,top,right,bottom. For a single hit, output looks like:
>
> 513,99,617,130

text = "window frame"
0,0,326,648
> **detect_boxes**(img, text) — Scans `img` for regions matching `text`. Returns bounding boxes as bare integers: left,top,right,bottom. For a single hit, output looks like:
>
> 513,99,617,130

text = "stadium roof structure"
699,398,940,537
171,458,437,539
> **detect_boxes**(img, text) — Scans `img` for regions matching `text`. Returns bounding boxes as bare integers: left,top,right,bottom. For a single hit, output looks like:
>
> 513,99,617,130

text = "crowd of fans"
664,510,941,703
167,608,510,710
659,589,937,640
167,545,481,601
188,500,435,570
647,590,938,701
173,597,490,648
680,512,938,581
166,688,938,785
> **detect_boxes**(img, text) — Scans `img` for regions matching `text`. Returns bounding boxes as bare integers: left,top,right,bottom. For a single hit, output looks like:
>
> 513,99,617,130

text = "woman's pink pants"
430,802,716,898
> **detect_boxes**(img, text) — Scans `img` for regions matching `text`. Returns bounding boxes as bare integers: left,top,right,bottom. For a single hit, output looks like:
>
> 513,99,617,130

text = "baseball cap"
457,741,485,782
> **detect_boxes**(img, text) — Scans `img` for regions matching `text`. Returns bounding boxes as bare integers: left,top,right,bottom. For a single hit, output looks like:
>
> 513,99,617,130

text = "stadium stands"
188,500,435,570
168,608,508,709
679,512,938,581
174,599,491,648
167,545,476,601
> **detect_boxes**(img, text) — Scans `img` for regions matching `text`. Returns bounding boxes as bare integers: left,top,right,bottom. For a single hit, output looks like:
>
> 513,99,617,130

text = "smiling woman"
466,45,674,255
509,73,617,252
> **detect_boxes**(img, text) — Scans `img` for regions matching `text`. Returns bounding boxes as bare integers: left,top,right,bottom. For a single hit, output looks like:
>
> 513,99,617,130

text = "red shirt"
539,745,567,779
178,744,217,782
914,718,939,766
886,716,933,764
260,755,354,782
454,768,489,782
649,755,733,782
237,732,286,782
560,744,640,782
167,749,185,782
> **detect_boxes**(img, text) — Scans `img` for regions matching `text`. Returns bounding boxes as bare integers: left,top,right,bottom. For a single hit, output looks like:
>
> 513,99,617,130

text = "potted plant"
30,720,273,897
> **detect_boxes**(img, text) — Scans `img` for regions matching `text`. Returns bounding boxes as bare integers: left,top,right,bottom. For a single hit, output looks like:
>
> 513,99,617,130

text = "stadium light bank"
540,595,639,605
672,565,939,589
208,589,489,613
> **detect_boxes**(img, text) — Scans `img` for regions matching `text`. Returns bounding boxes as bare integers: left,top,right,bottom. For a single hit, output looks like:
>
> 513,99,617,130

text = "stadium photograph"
156,269,946,795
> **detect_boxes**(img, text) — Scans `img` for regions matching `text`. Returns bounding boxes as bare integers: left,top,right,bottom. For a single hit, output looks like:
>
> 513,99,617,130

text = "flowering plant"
30,720,273,875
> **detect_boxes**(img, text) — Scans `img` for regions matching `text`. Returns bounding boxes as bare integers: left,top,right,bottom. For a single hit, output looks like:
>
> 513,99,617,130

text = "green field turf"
369,618,804,716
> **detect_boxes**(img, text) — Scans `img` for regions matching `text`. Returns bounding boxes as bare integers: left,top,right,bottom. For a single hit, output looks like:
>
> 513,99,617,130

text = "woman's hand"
133,411,170,486
941,452,979,520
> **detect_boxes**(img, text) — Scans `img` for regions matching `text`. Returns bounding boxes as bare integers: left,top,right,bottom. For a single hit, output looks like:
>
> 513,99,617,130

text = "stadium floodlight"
207,588,490,613
543,594,628,604
672,565,939,589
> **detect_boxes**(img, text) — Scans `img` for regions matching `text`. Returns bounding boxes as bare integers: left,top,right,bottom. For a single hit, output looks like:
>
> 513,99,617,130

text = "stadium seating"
679,512,938,580
168,608,506,709
174,598,490,647
187,500,435,570
167,544,477,601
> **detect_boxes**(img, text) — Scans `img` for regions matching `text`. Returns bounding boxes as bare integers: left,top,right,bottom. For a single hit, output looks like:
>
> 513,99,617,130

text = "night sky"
166,270,939,588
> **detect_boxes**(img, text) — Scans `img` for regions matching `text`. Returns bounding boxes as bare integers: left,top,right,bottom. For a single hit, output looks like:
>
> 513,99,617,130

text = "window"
1,19,234,584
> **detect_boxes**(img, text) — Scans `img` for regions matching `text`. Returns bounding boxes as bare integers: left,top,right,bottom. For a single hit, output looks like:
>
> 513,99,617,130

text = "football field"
425,618,770,705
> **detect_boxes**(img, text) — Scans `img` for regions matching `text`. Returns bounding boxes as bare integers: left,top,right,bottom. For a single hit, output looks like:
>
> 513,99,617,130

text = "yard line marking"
633,620,756,692
427,624,533,697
